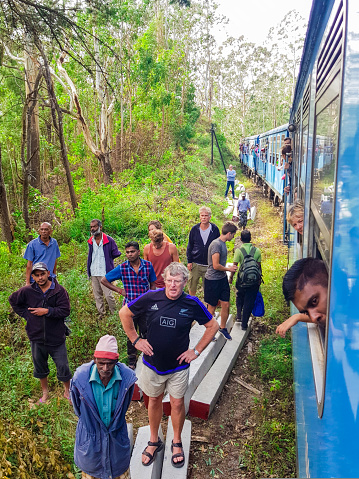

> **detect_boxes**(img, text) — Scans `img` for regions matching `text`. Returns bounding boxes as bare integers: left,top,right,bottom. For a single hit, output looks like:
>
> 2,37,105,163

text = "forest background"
0,0,305,477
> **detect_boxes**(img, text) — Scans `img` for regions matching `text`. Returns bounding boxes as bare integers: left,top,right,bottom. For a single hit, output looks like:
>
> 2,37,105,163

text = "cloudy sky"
213,0,314,44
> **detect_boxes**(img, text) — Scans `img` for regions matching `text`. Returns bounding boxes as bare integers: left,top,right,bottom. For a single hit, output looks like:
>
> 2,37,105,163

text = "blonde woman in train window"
287,200,304,235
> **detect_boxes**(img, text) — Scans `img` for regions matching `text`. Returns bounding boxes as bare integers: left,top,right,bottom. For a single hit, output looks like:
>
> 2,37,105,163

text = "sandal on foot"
171,440,185,468
142,438,164,466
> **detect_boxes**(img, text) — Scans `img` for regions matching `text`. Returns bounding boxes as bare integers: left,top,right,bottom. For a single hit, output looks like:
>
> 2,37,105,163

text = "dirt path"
126,183,289,479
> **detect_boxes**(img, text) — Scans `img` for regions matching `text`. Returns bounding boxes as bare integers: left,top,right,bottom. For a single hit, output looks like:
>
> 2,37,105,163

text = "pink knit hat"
94,335,119,360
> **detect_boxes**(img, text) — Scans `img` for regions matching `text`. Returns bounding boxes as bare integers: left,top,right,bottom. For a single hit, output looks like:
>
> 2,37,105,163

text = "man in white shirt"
87,219,121,318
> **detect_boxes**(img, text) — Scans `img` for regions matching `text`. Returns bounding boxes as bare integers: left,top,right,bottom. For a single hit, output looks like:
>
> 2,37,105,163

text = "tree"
0,145,14,250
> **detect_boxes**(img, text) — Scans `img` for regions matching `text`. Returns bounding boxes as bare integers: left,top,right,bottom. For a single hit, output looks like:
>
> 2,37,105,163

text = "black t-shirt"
127,289,212,374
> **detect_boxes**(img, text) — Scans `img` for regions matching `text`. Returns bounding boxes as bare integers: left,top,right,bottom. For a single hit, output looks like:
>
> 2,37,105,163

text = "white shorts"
139,364,189,399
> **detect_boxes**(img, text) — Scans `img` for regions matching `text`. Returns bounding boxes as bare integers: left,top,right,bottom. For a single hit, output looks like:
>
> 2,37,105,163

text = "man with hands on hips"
119,262,218,469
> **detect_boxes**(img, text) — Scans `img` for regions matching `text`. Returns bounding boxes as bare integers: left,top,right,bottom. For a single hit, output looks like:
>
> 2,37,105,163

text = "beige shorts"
139,364,189,399
188,263,208,292
82,470,129,479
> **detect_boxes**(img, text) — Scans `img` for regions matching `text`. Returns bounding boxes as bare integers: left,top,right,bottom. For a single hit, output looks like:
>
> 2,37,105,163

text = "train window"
300,125,308,185
311,95,339,259
276,135,280,165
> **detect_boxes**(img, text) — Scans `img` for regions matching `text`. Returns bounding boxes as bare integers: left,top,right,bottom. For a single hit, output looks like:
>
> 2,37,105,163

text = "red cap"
94,335,119,360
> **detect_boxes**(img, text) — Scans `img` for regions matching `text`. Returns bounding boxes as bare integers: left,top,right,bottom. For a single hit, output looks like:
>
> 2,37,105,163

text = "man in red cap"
71,335,136,479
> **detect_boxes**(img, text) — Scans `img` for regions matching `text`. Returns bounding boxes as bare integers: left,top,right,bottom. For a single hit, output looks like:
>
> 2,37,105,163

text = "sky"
213,0,314,45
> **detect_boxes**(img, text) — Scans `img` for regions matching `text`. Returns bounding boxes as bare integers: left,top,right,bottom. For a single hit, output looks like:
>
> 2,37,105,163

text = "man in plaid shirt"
101,241,156,369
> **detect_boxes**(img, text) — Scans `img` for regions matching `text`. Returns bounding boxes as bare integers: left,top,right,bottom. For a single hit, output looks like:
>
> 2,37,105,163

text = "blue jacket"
70,361,136,479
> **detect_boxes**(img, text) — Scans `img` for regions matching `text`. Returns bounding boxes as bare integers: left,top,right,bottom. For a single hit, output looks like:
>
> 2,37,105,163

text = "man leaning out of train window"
276,258,328,337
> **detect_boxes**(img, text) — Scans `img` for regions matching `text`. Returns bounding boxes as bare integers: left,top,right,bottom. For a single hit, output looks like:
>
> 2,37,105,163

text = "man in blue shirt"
225,164,236,199
71,335,136,479
101,241,156,369
24,222,61,285
237,192,251,230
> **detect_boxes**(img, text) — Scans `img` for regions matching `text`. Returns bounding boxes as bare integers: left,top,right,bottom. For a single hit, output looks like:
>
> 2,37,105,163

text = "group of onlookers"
8,207,264,478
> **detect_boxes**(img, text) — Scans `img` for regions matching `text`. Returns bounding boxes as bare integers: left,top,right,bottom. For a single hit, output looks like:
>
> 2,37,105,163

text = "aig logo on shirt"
160,316,176,328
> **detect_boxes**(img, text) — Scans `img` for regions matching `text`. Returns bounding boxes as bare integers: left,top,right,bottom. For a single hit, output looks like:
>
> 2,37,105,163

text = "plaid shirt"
105,259,156,304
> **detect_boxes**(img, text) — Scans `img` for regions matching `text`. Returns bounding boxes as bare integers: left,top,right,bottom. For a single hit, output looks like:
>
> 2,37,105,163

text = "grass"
234,168,295,479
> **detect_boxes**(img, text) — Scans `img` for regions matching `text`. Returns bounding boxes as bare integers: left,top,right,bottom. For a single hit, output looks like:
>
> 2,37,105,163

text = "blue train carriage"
287,0,359,476
240,126,290,207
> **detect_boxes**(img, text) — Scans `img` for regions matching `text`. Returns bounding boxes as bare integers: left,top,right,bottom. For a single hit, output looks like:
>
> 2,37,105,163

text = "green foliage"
254,336,292,382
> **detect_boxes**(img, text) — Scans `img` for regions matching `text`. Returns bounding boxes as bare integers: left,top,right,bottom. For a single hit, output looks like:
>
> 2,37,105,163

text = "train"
239,0,359,477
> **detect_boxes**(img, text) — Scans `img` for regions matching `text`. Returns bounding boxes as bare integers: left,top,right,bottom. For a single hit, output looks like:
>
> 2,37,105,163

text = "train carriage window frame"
307,0,345,417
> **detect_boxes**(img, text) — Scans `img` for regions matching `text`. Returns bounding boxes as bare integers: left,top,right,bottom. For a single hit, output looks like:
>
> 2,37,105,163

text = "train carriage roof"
259,124,289,139
290,0,335,121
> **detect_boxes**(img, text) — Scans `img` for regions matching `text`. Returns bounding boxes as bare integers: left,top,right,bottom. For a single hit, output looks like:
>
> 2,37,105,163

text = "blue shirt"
24,236,61,282
227,169,236,181
237,198,251,212
89,364,122,428
105,258,157,304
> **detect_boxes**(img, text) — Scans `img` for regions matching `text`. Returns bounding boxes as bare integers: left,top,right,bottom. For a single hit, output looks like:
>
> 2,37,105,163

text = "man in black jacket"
9,262,72,404
186,207,220,296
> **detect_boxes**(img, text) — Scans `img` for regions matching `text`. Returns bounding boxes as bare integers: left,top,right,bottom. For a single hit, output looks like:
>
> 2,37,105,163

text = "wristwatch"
132,336,141,347
194,348,200,357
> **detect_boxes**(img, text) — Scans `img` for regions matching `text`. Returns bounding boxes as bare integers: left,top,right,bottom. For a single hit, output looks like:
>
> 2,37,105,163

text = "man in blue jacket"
87,219,121,318
186,207,220,296
71,335,136,479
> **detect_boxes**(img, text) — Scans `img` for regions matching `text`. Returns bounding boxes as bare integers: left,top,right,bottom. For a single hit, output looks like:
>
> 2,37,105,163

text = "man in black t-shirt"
119,262,218,469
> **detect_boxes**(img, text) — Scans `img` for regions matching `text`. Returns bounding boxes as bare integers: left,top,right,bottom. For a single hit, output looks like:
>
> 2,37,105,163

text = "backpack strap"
240,246,256,258
249,246,257,257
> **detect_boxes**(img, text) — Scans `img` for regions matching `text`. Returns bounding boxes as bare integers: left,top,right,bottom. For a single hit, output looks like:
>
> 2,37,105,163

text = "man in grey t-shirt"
204,222,238,340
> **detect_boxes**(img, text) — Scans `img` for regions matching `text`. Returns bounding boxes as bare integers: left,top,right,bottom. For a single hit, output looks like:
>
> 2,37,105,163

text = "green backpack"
236,246,262,288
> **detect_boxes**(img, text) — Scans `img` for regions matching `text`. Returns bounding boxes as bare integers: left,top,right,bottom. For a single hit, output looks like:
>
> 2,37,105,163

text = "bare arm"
169,243,179,262
101,276,124,295
229,262,239,284
53,259,58,275
276,313,311,338
26,261,33,286
177,318,219,364
143,244,149,260
119,305,153,356
212,253,237,273
149,281,156,290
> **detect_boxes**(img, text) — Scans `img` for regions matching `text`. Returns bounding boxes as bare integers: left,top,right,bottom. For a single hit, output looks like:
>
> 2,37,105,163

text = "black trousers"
236,284,259,329
127,313,147,362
